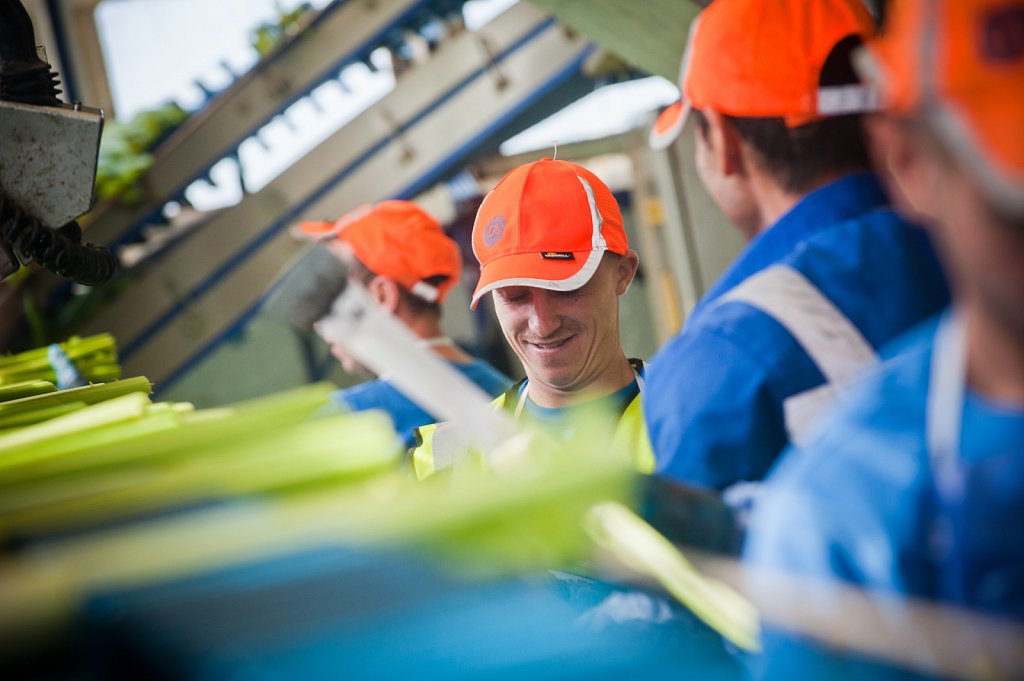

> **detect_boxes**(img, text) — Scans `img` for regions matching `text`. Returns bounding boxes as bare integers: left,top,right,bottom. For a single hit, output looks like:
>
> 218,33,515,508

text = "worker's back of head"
651,0,881,233
300,200,462,321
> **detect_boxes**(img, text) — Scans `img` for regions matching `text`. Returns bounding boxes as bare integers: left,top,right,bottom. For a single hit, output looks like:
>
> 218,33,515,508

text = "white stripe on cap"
410,281,440,302
648,16,703,151
470,247,606,308
576,175,608,249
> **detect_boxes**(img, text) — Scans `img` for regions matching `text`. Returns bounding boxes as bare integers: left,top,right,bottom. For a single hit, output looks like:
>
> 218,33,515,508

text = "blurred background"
8,0,751,406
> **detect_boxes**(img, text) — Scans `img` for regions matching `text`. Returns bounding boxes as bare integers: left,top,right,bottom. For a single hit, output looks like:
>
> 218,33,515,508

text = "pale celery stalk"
583,501,761,653
0,384,334,488
0,411,399,536
0,406,181,485
0,393,153,470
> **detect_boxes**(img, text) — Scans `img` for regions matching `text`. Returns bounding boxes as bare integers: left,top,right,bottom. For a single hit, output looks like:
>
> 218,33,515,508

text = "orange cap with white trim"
858,0,1024,217
650,0,879,150
470,158,627,309
298,200,461,304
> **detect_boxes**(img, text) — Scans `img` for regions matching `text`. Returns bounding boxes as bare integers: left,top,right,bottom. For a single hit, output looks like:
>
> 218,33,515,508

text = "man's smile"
524,334,577,354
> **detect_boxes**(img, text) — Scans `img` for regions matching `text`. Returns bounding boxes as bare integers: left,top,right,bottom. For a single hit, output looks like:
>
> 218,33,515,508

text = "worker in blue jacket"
644,0,949,493
745,0,1024,628
299,201,511,447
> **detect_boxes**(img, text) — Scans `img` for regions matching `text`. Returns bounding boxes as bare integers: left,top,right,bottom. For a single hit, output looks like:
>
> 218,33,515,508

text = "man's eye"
499,290,528,304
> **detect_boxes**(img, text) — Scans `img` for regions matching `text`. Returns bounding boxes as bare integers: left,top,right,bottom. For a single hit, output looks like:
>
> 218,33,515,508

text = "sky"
93,0,675,210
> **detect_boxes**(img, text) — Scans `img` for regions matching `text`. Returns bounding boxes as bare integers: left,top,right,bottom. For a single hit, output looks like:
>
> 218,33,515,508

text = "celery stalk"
0,381,57,402
0,377,152,427
0,393,153,470
583,501,761,652
0,411,399,536
0,384,334,488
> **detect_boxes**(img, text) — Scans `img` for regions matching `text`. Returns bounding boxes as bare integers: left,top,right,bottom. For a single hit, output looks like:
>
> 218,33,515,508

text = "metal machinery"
0,0,115,286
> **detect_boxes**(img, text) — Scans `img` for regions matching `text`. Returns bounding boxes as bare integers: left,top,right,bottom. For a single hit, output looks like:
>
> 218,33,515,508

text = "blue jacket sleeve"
644,327,789,491
742,382,936,599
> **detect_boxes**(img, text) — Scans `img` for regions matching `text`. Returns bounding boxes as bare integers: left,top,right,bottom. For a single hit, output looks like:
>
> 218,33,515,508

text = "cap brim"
649,100,690,151
470,248,606,309
295,221,338,241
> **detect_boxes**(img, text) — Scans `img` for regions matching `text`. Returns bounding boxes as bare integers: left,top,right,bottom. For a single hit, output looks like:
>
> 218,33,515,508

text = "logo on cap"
982,7,1024,62
483,215,506,247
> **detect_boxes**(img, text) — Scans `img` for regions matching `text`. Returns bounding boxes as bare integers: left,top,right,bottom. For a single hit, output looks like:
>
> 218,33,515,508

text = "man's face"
868,116,1024,338
932,171,1024,338
491,252,638,400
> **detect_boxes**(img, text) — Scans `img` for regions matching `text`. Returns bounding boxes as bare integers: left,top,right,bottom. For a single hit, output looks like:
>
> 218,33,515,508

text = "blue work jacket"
644,173,949,491
744,318,1024,622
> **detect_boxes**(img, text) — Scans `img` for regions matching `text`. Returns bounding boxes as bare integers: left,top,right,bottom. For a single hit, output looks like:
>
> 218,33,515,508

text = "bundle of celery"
0,383,400,543
0,376,151,430
0,405,759,659
0,334,120,386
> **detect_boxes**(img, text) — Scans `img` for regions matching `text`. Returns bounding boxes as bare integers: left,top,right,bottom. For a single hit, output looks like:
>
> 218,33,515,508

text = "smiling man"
412,158,654,477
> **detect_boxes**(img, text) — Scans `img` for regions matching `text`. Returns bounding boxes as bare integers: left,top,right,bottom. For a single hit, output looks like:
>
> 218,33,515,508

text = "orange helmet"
299,200,461,303
858,0,1024,217
650,0,879,150
470,159,627,309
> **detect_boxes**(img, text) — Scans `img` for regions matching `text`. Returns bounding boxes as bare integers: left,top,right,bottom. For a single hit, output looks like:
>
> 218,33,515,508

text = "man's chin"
523,362,581,392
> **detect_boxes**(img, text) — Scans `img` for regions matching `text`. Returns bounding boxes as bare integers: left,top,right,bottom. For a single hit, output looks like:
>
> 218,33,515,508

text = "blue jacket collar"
695,173,889,314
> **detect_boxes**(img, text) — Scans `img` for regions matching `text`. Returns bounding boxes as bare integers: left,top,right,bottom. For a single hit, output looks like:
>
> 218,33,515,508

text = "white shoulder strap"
719,265,878,443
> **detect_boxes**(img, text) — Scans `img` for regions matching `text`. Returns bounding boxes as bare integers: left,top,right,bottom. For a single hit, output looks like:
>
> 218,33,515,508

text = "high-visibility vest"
412,359,655,480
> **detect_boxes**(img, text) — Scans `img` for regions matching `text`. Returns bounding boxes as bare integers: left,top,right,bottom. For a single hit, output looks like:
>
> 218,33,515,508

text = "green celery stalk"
0,403,87,430
0,381,57,402
0,334,117,368
0,377,152,423
583,501,761,652
0,334,120,384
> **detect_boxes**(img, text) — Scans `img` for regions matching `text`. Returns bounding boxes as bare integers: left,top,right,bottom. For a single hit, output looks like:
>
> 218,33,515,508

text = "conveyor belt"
82,2,594,390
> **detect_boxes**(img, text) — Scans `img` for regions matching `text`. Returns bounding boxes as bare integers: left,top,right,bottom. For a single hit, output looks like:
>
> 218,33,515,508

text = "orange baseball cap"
857,0,1024,217
298,200,461,303
470,158,627,309
650,0,879,150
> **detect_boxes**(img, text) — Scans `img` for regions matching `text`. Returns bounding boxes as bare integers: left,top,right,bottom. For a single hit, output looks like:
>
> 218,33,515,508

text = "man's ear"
616,249,640,296
864,114,940,224
704,109,747,179
367,276,402,313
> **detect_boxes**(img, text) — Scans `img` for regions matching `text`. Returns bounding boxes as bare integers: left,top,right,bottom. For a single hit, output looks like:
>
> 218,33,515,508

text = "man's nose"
527,290,561,338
